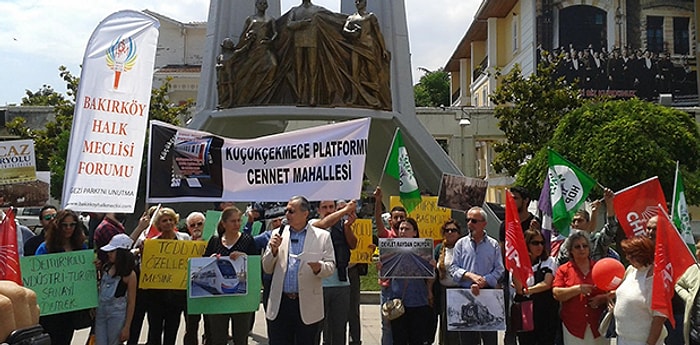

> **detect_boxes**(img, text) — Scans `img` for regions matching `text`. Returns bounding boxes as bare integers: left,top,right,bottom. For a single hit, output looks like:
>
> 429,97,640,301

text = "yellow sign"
390,196,452,239
140,239,207,290
0,139,36,185
350,219,373,264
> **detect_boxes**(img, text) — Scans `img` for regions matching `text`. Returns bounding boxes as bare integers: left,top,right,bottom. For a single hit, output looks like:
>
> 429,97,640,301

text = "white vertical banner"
62,10,159,213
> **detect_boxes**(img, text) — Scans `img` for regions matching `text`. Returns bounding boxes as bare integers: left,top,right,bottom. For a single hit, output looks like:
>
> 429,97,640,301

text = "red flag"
0,209,22,285
652,206,696,328
505,190,533,290
614,177,667,238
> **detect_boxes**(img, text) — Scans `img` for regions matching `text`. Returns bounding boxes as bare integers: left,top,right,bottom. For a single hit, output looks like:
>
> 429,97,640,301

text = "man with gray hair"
449,206,504,345
185,211,205,241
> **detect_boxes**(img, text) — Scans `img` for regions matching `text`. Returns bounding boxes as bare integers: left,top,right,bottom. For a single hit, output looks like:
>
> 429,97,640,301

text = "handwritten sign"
140,239,207,290
20,250,98,316
187,255,261,314
350,219,373,264
390,196,451,239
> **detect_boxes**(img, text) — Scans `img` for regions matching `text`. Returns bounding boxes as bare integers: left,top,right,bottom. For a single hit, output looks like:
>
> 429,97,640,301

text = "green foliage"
489,63,582,176
8,67,191,202
414,68,450,107
515,99,700,204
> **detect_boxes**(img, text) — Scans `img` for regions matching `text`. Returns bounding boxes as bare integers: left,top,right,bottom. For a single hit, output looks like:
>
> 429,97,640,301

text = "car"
14,207,42,230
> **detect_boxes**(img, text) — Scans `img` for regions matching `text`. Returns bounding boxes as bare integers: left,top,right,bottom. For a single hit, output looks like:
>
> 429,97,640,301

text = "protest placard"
437,173,488,212
0,139,36,185
350,219,373,264
187,256,262,314
446,289,506,331
139,239,206,289
378,238,433,279
20,250,98,316
189,256,248,298
202,210,221,241
390,196,451,239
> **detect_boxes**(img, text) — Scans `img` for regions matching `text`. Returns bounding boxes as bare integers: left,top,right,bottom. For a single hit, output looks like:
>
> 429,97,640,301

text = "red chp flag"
614,177,667,238
652,206,696,328
505,190,533,290
0,209,22,285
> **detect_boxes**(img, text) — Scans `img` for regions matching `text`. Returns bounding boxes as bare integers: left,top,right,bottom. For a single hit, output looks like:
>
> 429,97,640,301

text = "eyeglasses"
529,240,545,246
188,221,204,227
646,226,656,231
467,218,484,224
444,228,459,234
285,209,295,214
61,222,77,228
42,214,56,221
573,244,589,250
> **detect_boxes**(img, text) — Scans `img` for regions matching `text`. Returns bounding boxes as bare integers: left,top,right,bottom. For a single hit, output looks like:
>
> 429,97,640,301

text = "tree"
489,62,582,177
413,68,450,107
7,66,191,201
515,98,700,204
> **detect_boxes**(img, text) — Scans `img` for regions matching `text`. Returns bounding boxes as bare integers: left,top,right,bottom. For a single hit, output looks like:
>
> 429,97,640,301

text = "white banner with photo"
378,238,434,279
147,117,370,203
446,288,506,331
62,10,160,213
0,139,36,185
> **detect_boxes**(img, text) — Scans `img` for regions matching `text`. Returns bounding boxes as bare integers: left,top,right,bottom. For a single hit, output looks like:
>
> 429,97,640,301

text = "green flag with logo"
672,161,696,254
548,149,597,235
385,129,421,213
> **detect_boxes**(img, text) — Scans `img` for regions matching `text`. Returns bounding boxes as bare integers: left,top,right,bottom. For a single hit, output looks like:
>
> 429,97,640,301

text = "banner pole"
378,127,399,187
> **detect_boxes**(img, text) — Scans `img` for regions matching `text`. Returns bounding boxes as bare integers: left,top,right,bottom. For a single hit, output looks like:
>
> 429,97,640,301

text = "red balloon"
592,258,626,291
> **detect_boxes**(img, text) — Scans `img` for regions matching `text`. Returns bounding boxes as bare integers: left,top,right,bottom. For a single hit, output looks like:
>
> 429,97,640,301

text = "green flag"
548,149,596,235
385,129,421,213
672,161,697,254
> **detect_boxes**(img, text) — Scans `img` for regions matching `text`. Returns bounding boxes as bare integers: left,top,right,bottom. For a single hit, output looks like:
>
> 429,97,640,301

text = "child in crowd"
95,234,137,345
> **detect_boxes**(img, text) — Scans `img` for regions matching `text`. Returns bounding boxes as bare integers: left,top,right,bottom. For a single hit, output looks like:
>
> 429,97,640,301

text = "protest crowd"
2,169,700,345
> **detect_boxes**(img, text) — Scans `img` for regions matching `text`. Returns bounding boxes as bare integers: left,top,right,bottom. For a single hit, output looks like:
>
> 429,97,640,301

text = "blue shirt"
35,241,88,255
448,234,504,288
283,226,307,293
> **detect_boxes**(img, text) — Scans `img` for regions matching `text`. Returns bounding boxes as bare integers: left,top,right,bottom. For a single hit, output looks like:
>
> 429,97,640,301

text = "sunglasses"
573,244,589,250
444,228,459,234
529,240,545,246
189,221,204,227
61,222,77,228
466,218,484,224
42,214,56,221
285,209,295,214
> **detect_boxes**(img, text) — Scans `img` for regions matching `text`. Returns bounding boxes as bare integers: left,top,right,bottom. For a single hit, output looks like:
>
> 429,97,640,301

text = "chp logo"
548,165,584,211
106,36,138,89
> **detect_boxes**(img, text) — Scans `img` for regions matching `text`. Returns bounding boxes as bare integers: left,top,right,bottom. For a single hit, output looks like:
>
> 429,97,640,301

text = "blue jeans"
95,296,127,345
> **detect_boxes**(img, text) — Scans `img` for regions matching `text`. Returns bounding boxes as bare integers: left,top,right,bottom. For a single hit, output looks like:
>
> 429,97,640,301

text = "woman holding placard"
35,209,88,345
203,206,258,345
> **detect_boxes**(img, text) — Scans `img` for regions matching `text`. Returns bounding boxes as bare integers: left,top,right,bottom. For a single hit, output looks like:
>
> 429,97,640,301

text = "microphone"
279,218,288,236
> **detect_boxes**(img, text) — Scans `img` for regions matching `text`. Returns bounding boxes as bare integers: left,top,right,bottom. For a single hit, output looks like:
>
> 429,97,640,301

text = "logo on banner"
106,36,138,89
549,165,584,209
626,205,660,236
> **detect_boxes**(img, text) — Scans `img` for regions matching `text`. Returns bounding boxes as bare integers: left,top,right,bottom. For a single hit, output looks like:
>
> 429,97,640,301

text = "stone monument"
190,0,461,197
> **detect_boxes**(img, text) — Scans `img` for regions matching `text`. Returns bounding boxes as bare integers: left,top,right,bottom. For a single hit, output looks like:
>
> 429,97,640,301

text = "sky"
0,0,481,105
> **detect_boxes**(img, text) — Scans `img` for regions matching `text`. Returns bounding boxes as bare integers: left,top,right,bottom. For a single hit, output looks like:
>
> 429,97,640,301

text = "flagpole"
672,161,679,216
378,127,399,187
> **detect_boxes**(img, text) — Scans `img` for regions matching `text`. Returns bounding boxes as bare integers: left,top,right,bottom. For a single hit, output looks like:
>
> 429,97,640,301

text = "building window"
435,138,449,154
646,16,664,53
674,17,690,55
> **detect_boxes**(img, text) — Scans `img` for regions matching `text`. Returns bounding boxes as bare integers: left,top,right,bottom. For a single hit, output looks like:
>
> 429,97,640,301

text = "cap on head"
101,233,133,252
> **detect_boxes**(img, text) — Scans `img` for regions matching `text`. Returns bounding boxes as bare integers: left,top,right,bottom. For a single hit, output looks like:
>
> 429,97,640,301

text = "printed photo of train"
189,256,248,298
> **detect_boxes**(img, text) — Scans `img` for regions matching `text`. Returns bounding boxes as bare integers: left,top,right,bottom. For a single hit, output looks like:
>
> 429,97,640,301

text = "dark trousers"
127,288,148,345
347,265,362,345
207,313,253,345
459,331,497,345
390,305,433,345
39,313,75,345
268,294,321,345
146,290,185,345
184,314,202,345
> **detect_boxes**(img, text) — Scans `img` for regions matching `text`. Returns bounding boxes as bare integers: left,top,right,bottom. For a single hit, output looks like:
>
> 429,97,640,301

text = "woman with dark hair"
512,229,559,345
386,217,434,345
35,209,88,345
204,206,259,345
433,219,462,344
553,231,608,345
613,235,667,345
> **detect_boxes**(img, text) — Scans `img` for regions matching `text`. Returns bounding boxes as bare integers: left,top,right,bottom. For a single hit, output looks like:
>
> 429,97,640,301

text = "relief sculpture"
216,0,392,110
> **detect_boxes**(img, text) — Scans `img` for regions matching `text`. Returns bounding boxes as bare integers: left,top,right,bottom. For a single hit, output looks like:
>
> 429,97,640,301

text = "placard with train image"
188,256,248,298
446,288,506,331
378,238,434,279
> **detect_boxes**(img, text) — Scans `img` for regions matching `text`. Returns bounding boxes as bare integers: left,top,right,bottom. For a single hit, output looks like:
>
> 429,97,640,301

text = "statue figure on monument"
227,0,279,106
286,0,325,106
343,0,392,109
216,38,236,108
